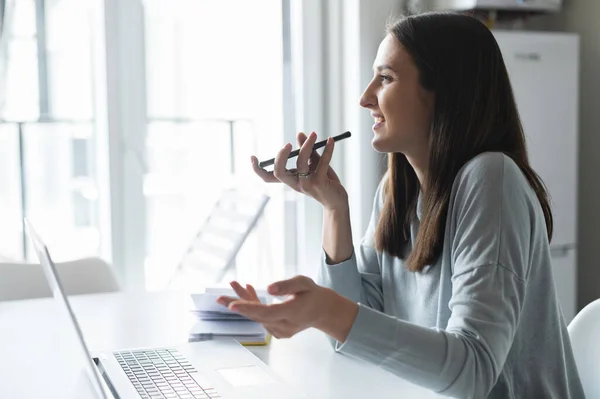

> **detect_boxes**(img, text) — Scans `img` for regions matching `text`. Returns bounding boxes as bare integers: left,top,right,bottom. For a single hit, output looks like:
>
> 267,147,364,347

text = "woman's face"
360,34,434,156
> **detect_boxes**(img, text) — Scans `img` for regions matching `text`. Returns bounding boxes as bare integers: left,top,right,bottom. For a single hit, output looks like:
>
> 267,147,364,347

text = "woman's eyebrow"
374,64,395,72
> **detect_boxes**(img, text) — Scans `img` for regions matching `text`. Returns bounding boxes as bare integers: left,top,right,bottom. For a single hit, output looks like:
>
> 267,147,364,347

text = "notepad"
188,291,271,346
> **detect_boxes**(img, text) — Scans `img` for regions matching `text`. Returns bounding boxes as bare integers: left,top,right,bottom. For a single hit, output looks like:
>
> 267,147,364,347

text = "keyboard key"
116,347,216,399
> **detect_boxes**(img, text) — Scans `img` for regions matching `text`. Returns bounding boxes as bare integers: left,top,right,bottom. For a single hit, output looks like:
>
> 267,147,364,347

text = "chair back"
568,298,600,399
0,257,119,301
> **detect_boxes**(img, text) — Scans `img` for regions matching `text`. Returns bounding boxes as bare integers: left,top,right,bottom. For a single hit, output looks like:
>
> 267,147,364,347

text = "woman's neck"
405,152,428,193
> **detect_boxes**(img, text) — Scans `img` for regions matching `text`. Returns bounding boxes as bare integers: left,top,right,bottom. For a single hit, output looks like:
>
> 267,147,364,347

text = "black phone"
258,131,351,168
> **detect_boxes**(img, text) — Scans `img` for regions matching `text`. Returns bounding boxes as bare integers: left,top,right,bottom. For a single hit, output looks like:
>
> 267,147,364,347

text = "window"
142,0,290,290
0,0,107,262
0,0,296,290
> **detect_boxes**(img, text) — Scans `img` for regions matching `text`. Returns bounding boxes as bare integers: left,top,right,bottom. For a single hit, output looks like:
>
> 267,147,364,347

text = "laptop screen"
24,219,109,399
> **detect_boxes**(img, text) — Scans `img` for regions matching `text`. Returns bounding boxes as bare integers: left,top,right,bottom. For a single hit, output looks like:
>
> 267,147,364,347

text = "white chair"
0,257,120,302
568,298,600,399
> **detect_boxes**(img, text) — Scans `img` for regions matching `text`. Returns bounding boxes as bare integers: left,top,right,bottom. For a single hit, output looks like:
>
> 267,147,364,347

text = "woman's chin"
371,135,391,153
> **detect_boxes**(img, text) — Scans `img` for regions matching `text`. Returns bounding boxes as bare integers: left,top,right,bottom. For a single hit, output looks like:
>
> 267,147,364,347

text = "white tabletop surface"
0,291,441,399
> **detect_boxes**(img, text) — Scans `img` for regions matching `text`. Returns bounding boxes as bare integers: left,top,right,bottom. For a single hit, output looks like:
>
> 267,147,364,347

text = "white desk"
0,291,441,399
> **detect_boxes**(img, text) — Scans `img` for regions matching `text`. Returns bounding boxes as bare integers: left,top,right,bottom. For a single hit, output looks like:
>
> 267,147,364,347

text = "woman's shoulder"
451,152,537,219
455,151,527,189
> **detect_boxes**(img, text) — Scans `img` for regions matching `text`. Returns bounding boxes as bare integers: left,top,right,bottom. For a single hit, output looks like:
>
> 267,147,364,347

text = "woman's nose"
359,82,377,109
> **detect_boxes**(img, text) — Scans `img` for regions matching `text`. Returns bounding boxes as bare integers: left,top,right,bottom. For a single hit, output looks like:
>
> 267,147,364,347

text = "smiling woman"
359,36,434,171
219,12,585,399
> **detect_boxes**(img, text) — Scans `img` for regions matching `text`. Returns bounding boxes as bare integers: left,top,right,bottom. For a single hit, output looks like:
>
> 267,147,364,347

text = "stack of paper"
188,289,271,346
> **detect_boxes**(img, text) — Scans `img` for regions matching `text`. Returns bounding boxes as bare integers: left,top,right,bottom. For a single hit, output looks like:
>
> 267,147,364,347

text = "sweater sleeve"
333,154,534,399
317,181,384,311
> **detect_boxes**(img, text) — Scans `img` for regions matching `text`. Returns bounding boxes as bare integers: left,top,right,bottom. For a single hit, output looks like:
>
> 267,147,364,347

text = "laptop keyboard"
114,348,221,399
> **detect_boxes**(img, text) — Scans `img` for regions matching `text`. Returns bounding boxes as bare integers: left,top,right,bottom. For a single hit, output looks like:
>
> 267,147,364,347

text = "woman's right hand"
251,132,349,211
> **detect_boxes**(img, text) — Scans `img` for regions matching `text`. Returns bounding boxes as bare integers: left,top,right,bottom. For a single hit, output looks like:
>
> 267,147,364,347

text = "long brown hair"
375,12,553,272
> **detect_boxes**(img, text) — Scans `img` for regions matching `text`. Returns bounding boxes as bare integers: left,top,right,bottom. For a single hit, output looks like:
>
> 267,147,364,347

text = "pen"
258,131,351,168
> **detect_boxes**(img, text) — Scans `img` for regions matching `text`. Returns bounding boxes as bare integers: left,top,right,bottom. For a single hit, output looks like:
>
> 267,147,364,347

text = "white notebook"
188,289,271,346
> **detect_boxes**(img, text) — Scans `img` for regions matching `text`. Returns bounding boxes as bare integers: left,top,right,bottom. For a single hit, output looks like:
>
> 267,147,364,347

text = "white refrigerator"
493,31,580,324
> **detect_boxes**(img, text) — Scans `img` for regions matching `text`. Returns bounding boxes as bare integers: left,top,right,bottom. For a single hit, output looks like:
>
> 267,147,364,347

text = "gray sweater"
318,152,584,399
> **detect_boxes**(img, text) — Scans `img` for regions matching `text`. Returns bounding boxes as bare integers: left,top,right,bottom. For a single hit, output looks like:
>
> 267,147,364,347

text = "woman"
217,12,584,398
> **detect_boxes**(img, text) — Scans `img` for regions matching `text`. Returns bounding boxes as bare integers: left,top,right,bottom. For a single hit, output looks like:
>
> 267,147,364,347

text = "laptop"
25,219,304,399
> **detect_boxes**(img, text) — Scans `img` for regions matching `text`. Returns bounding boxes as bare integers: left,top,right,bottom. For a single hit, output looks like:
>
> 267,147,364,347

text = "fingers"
308,146,341,181
296,132,308,147
267,275,315,296
252,132,340,187
229,281,255,301
308,148,321,167
246,284,259,301
314,138,334,179
229,301,291,322
272,143,297,186
304,145,340,181
250,156,279,183
296,132,317,174
216,295,238,308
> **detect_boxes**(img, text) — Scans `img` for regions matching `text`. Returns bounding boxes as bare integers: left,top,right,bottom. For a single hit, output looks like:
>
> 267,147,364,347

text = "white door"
494,31,579,247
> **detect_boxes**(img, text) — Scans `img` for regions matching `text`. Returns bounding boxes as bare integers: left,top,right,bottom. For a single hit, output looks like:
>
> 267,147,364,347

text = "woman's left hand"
216,276,358,342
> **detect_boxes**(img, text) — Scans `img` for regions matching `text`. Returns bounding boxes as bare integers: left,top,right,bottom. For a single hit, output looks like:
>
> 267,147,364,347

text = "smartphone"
258,131,351,168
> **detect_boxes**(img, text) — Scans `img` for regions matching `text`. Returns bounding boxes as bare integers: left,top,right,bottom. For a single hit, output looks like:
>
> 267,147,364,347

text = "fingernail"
268,284,279,295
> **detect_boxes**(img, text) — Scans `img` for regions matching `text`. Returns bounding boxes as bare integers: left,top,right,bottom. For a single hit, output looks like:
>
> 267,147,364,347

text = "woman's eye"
379,74,392,83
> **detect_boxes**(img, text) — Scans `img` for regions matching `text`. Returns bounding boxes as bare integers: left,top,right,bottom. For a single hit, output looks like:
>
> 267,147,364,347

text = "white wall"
529,1,600,309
